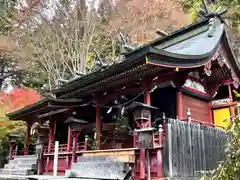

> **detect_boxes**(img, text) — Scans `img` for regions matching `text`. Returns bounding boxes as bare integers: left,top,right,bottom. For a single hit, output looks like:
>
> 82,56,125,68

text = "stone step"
4,163,36,170
71,161,129,170
0,155,38,176
67,161,130,180
0,168,35,176
13,156,37,161
8,159,37,165
13,155,37,159
77,155,117,162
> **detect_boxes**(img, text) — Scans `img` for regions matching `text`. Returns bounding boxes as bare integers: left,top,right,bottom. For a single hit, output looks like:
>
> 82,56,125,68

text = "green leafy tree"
0,0,44,91
201,90,240,179
180,0,239,29
200,115,240,179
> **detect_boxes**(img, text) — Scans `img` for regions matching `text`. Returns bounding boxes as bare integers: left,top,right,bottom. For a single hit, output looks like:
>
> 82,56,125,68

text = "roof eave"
6,98,49,120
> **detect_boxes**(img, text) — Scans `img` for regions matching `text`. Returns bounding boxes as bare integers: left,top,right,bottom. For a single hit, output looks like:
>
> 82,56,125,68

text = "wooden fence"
162,119,227,178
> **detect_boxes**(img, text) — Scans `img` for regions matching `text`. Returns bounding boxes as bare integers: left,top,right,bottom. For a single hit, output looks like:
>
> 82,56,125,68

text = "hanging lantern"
126,102,158,148
126,102,158,128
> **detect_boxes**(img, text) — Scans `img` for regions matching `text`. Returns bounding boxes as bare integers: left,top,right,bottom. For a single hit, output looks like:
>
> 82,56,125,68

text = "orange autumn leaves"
0,88,40,139
0,88,40,113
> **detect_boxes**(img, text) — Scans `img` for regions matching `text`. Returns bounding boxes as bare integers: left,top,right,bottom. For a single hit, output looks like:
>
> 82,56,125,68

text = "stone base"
66,156,131,180
0,155,37,176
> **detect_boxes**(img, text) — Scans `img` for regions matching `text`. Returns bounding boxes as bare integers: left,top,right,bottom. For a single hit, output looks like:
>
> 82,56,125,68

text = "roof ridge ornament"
156,29,168,37
75,71,86,77
204,61,212,76
198,0,231,22
232,72,240,89
207,17,218,37
93,49,109,68
117,32,135,54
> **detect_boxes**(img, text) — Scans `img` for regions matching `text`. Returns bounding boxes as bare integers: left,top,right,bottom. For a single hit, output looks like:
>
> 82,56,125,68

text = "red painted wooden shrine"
7,14,240,179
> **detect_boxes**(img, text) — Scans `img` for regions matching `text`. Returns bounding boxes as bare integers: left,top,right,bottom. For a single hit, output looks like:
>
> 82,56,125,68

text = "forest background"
0,0,239,177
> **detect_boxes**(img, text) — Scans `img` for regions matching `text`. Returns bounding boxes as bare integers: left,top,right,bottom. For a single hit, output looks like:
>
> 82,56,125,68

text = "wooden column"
71,131,80,163
67,126,71,152
144,87,151,105
96,104,101,150
208,104,213,124
176,90,183,120
227,84,235,118
66,126,71,169
139,149,146,179
139,84,152,179
230,105,235,118
228,84,233,100
9,143,14,160
24,121,32,155
46,120,55,172
47,121,54,153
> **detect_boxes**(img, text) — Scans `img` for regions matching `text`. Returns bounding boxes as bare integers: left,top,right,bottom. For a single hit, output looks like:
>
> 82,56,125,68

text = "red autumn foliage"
0,88,40,112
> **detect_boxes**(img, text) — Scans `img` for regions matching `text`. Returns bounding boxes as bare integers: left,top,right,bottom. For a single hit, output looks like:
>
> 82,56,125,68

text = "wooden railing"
12,149,35,157
44,141,87,154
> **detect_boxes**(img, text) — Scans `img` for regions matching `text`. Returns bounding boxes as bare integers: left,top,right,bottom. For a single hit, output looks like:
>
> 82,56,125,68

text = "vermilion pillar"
176,90,183,120
144,87,151,105
24,121,32,155
47,121,54,153
66,126,71,168
67,126,71,152
9,143,14,160
71,131,80,163
227,84,235,118
208,104,213,124
228,84,233,100
139,85,152,179
46,120,55,172
96,104,101,150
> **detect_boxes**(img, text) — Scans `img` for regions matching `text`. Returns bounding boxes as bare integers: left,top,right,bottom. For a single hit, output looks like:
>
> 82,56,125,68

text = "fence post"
162,113,166,137
156,124,163,177
84,135,88,150
167,120,173,178
146,148,151,180
201,125,206,171
187,118,193,176
53,141,59,176
187,109,191,123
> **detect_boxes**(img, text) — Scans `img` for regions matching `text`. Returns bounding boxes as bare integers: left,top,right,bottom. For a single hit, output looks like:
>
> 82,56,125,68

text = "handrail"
44,141,86,154
180,118,225,129
12,150,35,156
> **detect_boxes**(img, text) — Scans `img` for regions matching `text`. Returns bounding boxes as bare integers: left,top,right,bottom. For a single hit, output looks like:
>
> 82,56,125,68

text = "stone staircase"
65,156,132,180
0,155,37,175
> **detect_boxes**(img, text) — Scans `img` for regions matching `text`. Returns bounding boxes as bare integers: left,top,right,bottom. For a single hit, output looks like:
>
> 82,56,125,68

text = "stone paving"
0,155,131,180
0,174,100,180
